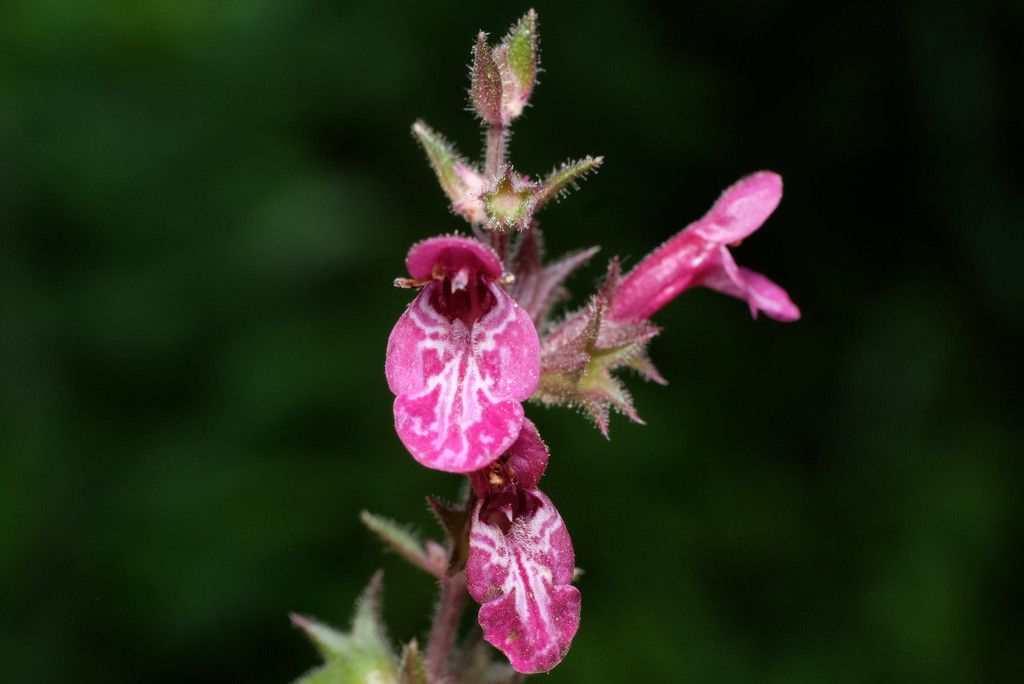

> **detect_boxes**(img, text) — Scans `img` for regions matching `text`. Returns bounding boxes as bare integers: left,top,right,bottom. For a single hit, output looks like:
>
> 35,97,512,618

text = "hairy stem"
485,123,510,260
484,124,506,178
425,569,468,681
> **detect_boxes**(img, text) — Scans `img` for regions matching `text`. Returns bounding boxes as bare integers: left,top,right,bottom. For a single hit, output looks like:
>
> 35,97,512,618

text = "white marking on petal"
387,280,540,472
467,490,579,673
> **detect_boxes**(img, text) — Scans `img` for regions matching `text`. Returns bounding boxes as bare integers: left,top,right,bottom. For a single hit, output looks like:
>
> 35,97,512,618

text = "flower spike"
349,12,803,682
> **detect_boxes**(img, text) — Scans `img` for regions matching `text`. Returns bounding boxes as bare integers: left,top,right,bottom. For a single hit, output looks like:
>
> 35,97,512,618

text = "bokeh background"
2,1,1022,681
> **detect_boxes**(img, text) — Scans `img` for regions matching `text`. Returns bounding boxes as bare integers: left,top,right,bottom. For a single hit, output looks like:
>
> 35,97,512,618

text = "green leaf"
291,572,398,683
293,662,350,684
503,9,538,96
291,614,350,661
360,510,445,577
534,156,603,210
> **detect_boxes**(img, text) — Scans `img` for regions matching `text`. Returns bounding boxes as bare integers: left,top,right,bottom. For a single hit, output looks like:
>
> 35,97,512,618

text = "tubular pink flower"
386,236,541,473
467,488,580,674
608,171,800,323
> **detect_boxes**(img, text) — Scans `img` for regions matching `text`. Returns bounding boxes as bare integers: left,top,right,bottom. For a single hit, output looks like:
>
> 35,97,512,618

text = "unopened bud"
471,32,504,126
494,9,539,122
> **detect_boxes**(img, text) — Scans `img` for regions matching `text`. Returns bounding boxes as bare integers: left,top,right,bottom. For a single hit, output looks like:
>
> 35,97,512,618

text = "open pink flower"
466,420,580,674
467,489,579,673
608,171,800,323
386,236,540,473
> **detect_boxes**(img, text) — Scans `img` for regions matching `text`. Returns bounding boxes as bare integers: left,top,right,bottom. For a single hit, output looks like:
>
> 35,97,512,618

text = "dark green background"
2,1,1021,681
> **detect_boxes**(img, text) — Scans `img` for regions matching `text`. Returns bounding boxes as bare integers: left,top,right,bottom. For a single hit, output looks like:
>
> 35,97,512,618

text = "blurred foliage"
1,0,1022,682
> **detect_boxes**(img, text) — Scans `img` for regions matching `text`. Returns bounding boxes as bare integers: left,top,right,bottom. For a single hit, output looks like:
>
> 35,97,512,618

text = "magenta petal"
406,235,502,280
467,489,580,674
609,171,790,323
735,266,801,321
691,171,782,244
698,248,801,322
386,281,540,472
608,230,715,322
502,419,548,490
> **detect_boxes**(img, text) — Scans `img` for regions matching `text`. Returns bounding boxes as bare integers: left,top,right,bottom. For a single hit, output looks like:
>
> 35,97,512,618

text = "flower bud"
494,9,539,122
471,32,504,126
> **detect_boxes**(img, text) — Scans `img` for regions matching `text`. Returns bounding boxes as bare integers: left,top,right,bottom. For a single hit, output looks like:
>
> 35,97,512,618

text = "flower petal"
467,489,580,674
690,171,782,244
609,172,787,322
608,230,716,322
406,235,502,280
697,248,801,322
737,267,801,321
502,419,548,490
386,281,540,472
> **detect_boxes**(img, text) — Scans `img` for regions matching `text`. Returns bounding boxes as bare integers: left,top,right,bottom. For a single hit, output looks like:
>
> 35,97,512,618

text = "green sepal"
531,259,663,437
534,156,603,210
482,168,536,231
411,121,468,203
292,661,353,684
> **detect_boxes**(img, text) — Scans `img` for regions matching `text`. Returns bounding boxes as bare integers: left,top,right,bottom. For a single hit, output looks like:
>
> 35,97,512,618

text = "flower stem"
484,123,510,260
424,569,468,681
484,124,506,178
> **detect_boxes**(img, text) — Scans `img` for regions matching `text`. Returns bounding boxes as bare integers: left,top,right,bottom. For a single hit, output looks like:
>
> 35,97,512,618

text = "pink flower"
466,421,580,674
608,171,800,323
386,236,541,473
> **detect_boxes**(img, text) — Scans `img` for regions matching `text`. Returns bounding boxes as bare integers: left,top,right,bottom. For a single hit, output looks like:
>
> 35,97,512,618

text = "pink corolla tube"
609,171,800,323
386,235,541,473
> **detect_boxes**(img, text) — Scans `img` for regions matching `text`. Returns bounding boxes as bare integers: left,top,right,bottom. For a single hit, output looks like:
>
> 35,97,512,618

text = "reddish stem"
424,569,468,681
484,124,506,178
